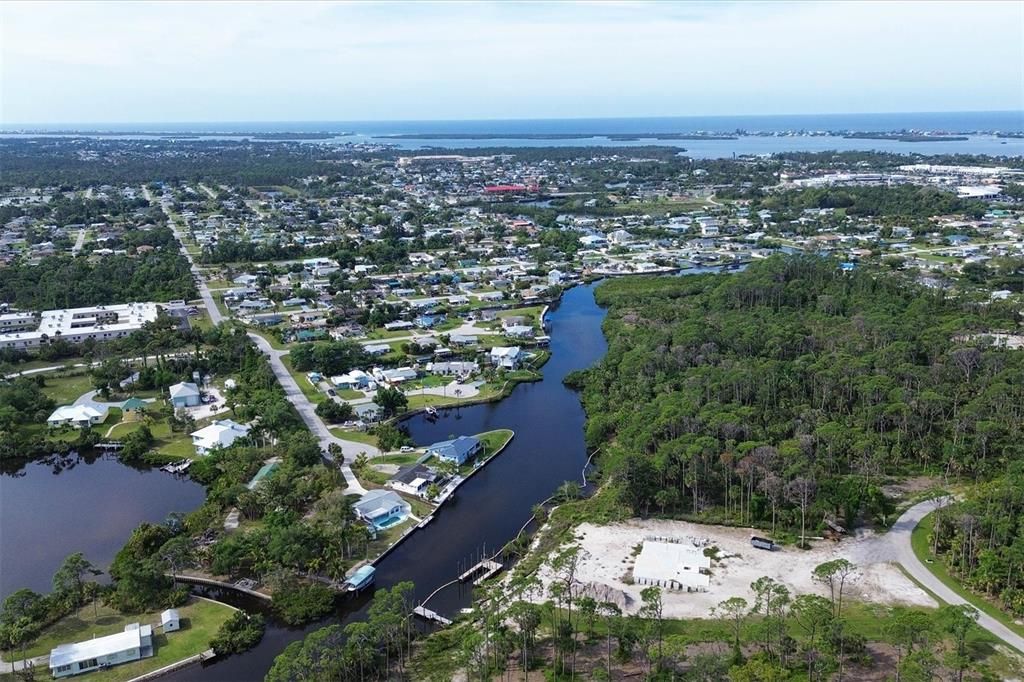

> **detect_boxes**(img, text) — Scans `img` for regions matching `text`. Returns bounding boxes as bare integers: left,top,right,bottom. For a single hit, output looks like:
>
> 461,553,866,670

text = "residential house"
353,489,411,530
50,624,153,679
490,346,522,369
375,366,418,384
331,370,372,390
426,361,478,376
364,343,391,356
169,381,201,408
387,464,438,498
427,435,482,466
191,419,251,455
47,404,109,429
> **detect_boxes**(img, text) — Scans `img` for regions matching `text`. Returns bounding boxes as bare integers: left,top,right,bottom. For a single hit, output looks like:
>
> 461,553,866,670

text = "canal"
164,280,610,680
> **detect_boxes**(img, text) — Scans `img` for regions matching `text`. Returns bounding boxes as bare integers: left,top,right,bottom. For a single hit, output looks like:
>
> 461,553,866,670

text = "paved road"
248,332,371,494
143,187,370,493
886,498,1024,654
71,227,86,254
143,186,223,325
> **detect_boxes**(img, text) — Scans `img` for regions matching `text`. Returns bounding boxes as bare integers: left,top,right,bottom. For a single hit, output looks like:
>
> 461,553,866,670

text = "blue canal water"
162,281,609,681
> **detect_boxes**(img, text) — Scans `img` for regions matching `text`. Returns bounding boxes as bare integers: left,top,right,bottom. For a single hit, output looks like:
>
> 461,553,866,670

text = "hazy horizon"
3,1,1022,125
3,110,1023,132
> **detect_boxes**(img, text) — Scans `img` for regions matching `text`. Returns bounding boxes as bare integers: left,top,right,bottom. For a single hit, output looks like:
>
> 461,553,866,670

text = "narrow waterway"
165,281,609,680
0,454,206,598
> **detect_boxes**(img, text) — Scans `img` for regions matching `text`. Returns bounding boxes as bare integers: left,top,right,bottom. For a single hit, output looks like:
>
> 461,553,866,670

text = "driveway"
74,390,156,411
885,498,1024,654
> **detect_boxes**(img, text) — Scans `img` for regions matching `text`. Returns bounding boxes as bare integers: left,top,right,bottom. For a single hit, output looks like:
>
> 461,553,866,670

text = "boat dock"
413,605,452,626
457,559,503,585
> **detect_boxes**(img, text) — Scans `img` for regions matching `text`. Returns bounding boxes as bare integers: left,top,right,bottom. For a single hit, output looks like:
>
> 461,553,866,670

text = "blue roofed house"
353,489,411,530
168,381,201,408
414,313,445,329
427,435,482,466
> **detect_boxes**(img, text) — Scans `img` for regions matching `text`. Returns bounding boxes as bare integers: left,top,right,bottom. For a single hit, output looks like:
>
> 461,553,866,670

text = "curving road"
248,332,371,494
143,186,369,494
887,498,1024,654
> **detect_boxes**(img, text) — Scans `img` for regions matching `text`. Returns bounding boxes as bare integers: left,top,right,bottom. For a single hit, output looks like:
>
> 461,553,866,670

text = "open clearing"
533,519,934,619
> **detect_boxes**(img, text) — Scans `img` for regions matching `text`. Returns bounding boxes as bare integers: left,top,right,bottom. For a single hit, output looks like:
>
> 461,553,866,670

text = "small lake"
0,453,206,599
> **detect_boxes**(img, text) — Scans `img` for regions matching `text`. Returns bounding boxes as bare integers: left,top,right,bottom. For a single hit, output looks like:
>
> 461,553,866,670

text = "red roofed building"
484,184,538,193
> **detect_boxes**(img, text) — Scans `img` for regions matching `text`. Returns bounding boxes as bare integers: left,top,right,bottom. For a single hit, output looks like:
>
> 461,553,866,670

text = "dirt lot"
532,519,935,618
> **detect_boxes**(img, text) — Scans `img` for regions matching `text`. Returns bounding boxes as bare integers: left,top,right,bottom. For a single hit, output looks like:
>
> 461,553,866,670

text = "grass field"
280,355,325,405
330,427,379,449
10,597,233,669
106,406,206,460
911,511,1024,639
39,372,95,404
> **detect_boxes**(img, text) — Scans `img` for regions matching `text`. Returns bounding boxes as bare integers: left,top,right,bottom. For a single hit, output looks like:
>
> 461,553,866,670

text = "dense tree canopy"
571,256,1024,533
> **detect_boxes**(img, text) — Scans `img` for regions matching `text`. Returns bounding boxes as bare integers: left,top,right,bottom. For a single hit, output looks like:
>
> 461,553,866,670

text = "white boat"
425,406,438,417
343,565,376,592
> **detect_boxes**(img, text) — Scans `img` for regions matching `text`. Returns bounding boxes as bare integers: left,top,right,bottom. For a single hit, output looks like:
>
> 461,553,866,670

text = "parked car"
327,389,337,396
400,446,414,453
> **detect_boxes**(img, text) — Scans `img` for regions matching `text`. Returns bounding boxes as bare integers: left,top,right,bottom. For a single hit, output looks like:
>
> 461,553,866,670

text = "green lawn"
281,355,325,405
911,511,1024,640
366,328,419,340
4,356,89,373
40,372,96,404
105,407,199,460
337,388,364,400
330,428,379,449
11,597,233,669
403,375,449,390
477,429,514,456
374,453,420,466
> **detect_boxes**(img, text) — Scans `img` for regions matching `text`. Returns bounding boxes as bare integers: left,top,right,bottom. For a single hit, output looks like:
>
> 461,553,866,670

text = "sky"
1,0,1022,124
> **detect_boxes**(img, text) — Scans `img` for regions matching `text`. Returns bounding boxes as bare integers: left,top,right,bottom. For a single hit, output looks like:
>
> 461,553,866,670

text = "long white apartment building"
0,302,160,349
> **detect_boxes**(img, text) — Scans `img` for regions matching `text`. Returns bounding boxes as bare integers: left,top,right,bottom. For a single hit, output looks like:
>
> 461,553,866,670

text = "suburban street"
884,498,1024,654
248,332,371,494
142,186,370,493
143,185,224,324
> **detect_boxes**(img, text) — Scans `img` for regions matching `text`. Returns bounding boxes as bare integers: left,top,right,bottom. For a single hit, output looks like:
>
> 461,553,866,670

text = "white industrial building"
0,303,161,349
49,623,153,678
633,540,711,592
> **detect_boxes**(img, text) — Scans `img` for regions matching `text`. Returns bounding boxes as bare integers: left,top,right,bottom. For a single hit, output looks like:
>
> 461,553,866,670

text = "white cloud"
1,0,1020,123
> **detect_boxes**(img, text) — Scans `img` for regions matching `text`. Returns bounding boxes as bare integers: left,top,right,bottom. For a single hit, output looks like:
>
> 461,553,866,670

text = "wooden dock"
413,605,452,626
458,559,503,585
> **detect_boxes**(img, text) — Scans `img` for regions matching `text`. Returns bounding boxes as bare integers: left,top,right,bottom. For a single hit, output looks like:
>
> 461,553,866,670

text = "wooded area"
570,257,1024,537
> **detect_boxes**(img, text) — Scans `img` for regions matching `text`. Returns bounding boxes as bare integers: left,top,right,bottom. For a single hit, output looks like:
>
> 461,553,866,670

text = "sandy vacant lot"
532,519,935,619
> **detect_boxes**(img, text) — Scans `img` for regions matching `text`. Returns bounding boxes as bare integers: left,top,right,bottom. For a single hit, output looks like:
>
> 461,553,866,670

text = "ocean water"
2,112,1022,158
5,111,1022,134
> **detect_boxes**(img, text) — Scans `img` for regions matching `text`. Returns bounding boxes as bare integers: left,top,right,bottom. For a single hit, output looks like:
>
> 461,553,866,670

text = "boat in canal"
342,565,375,592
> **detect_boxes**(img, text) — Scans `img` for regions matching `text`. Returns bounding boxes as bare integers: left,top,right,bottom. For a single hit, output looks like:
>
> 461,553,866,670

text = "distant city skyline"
2,1,1022,125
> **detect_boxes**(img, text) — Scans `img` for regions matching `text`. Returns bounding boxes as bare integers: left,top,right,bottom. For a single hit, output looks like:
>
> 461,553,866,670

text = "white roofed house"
489,346,522,369
353,489,411,531
168,381,201,408
426,361,478,376
47,404,109,429
49,623,153,678
191,419,251,455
